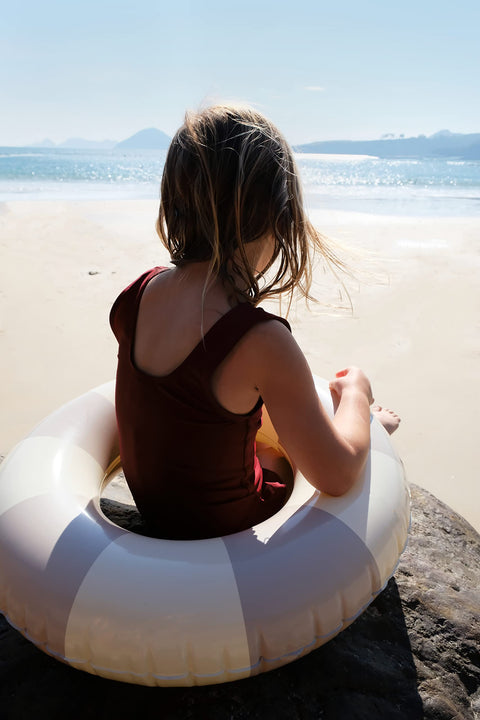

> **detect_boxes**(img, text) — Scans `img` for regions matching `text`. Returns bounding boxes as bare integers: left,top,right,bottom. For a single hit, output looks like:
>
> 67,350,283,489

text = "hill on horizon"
27,128,171,150
294,131,480,160
115,128,171,150
18,128,480,157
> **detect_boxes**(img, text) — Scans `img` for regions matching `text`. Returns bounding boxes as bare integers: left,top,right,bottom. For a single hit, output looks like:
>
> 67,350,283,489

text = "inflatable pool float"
0,377,409,686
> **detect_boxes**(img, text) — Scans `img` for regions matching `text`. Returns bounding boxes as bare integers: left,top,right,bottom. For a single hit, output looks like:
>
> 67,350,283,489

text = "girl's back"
111,105,386,540
111,265,291,539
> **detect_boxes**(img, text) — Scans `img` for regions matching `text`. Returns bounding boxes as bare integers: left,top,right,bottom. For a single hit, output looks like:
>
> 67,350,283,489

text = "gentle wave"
1,147,479,216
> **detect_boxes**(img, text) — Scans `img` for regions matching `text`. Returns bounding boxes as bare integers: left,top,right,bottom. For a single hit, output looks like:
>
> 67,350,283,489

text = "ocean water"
0,148,167,202
1,146,480,217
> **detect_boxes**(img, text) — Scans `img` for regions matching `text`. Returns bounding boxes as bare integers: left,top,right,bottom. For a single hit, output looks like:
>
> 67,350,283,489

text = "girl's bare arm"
247,322,372,496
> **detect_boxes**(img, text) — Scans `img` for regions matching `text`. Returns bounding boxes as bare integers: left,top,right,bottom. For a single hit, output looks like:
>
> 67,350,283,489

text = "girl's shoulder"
243,311,296,358
117,266,168,303
248,305,291,334
211,305,297,415
221,305,293,372
109,267,167,341
227,307,298,381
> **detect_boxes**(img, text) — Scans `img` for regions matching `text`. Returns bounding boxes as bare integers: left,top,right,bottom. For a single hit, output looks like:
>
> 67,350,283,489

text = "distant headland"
30,128,480,159
294,130,480,160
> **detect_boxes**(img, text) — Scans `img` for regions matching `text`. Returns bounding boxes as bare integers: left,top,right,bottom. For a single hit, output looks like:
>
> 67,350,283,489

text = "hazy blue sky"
1,0,479,146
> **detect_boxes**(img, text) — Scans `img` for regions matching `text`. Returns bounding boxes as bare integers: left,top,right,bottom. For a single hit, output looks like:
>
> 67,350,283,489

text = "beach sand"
1,200,479,531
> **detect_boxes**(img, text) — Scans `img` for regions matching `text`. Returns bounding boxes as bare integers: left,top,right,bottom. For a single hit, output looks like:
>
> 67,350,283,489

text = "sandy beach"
1,199,479,531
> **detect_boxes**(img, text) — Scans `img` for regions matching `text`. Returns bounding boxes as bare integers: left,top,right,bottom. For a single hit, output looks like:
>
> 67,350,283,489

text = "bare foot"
371,405,401,435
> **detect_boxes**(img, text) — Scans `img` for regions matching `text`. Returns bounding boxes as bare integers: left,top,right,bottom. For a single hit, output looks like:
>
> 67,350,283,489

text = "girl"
110,105,399,540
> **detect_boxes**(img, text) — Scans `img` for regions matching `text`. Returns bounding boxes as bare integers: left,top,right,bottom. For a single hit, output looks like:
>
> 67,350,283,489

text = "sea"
1,146,480,217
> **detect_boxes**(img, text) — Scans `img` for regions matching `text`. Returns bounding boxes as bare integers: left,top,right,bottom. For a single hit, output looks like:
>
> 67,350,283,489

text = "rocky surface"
1,483,479,720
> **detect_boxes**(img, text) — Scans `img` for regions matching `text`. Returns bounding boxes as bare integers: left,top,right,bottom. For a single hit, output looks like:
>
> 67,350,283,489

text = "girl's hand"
329,367,373,409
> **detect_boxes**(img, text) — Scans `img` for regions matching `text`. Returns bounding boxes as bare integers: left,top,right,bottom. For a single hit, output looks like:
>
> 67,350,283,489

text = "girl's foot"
371,405,401,435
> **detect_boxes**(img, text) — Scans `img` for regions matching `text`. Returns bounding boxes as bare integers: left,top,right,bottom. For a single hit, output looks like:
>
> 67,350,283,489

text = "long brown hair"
157,105,343,305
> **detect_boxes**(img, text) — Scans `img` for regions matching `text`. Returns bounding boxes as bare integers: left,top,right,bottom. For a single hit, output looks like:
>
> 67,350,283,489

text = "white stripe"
0,437,102,513
64,534,251,686
91,381,115,405
314,450,409,579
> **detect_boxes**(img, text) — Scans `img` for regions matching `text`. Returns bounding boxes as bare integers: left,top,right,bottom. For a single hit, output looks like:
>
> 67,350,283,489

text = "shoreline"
1,199,479,531
3,192,479,220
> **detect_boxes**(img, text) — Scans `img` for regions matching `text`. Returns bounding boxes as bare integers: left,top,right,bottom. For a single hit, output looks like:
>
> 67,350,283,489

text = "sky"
1,0,479,146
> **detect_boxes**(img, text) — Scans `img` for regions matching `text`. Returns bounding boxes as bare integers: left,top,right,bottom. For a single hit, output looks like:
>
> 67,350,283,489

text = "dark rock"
1,484,479,720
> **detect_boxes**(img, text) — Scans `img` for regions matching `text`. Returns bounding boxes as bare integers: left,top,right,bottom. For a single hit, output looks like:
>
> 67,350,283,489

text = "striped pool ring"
0,377,409,686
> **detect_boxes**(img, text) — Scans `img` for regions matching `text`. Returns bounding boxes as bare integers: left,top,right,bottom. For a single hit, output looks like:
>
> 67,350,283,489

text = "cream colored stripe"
224,504,380,670
28,390,117,469
313,450,409,580
91,380,115,405
64,534,250,686
0,494,125,660
0,437,103,514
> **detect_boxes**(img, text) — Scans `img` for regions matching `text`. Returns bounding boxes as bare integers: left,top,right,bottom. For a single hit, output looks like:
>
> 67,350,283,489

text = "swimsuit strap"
190,303,291,374
109,266,167,345
110,267,291,376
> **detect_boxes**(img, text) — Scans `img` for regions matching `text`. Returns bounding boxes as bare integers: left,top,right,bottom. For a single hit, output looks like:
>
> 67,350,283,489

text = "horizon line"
2,127,480,150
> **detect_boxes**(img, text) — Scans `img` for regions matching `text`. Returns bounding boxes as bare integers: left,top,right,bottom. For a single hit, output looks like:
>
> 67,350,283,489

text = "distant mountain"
22,128,479,158
430,129,455,138
115,128,171,150
294,131,480,160
26,128,171,150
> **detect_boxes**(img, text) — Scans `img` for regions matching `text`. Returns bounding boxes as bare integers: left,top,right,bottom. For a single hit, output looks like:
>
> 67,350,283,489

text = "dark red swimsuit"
110,267,290,539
